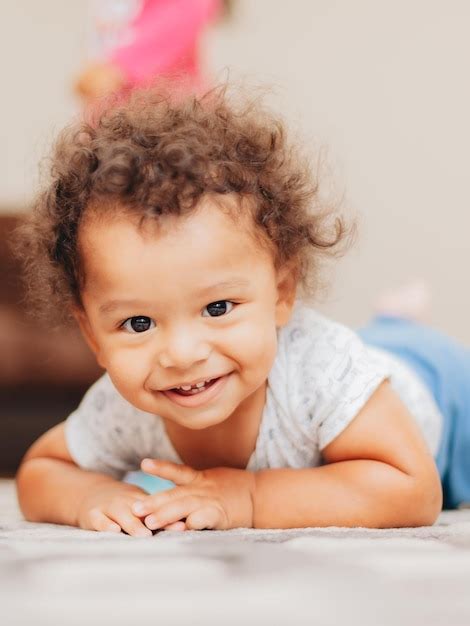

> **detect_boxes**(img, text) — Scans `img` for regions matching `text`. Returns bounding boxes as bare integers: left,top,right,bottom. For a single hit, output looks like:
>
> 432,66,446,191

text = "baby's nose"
157,329,211,369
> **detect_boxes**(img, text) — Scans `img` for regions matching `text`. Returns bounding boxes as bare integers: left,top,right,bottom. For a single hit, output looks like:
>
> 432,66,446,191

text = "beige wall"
1,1,469,340
1,2,85,208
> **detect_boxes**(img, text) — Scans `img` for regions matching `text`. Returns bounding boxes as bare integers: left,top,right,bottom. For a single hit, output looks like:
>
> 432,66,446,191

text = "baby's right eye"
121,316,155,333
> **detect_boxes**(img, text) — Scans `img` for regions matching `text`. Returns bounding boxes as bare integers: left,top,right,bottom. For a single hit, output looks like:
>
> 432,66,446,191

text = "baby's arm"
129,381,442,531
253,380,443,528
16,422,152,536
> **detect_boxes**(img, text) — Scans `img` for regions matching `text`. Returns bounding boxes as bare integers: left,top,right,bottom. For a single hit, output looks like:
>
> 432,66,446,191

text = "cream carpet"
1,479,470,626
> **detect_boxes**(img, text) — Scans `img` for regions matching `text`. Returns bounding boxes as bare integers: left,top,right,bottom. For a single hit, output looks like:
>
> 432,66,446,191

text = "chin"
173,408,229,430
179,416,227,430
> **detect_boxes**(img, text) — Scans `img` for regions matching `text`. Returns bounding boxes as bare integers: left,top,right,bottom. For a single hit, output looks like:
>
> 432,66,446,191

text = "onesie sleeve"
285,306,390,452
64,373,164,479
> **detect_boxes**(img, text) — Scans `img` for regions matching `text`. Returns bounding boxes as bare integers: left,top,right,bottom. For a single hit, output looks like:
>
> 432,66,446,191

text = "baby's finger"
107,506,152,537
185,506,223,530
141,459,198,486
162,520,187,532
131,485,189,517
88,509,121,533
143,496,203,530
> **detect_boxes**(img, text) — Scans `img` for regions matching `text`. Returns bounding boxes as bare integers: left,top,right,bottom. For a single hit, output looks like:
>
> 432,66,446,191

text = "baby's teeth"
177,379,214,392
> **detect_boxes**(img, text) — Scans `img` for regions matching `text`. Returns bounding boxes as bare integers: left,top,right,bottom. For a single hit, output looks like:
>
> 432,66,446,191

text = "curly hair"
15,84,353,326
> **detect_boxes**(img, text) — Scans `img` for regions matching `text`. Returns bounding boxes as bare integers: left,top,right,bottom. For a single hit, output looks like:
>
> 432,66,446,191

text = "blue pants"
359,316,470,509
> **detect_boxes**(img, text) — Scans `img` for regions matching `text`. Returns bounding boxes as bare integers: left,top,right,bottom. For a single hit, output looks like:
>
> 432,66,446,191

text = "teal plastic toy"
123,470,175,494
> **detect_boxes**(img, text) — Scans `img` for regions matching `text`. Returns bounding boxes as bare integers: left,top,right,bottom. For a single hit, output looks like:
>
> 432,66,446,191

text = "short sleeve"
282,305,390,451
64,373,165,479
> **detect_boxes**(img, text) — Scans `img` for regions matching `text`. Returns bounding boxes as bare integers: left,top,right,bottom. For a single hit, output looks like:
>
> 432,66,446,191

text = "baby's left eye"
121,316,156,333
202,301,234,317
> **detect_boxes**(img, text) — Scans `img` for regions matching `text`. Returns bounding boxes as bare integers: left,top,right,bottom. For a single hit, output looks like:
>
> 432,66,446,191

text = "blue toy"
123,470,175,494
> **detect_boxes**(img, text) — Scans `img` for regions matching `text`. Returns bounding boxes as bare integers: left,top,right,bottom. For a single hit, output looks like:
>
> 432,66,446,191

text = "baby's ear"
275,264,298,327
72,307,104,367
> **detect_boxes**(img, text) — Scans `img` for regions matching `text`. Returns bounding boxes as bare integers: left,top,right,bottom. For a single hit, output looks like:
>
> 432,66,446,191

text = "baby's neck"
162,381,267,470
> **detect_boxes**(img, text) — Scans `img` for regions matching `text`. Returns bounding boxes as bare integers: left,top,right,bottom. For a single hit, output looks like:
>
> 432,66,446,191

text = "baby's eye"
121,316,156,333
202,301,234,317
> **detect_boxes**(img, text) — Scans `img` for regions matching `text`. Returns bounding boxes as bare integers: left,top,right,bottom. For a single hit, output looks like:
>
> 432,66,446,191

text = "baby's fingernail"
133,503,145,514
145,516,158,529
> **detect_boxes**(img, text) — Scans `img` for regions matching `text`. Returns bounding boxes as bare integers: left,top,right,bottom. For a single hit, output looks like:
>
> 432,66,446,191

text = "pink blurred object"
93,0,220,90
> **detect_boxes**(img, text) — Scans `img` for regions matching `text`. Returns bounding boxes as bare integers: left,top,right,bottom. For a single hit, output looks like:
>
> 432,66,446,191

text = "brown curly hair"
15,84,353,326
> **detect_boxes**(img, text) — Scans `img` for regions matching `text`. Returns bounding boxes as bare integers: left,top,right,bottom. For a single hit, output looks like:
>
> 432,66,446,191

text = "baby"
15,85,470,536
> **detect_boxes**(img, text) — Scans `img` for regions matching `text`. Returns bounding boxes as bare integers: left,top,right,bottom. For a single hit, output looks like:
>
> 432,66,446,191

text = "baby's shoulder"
273,302,381,398
278,302,364,361
264,302,388,453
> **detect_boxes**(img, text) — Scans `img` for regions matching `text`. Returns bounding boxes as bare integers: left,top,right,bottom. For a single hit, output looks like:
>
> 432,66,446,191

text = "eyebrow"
196,278,250,295
99,299,154,315
98,278,251,315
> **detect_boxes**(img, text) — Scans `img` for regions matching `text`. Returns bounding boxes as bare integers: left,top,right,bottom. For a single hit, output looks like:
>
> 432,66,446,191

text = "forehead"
78,197,274,296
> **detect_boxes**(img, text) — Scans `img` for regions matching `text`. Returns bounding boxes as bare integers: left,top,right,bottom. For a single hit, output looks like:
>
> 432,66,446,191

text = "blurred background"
1,0,469,475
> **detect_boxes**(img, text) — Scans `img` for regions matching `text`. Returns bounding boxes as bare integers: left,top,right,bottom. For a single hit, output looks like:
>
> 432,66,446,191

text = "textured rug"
1,479,470,626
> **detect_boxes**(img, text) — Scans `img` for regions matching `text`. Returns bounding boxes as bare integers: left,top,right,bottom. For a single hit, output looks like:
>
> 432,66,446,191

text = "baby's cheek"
228,323,277,375
105,351,149,401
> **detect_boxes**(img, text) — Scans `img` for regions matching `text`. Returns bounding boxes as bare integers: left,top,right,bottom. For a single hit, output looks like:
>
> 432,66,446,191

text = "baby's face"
76,197,295,430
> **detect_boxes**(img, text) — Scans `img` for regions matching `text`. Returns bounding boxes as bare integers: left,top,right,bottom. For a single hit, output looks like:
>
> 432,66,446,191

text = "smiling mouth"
160,374,229,408
169,377,220,396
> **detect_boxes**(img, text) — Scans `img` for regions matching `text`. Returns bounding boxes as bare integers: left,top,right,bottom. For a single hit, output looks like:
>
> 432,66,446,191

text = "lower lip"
161,375,230,408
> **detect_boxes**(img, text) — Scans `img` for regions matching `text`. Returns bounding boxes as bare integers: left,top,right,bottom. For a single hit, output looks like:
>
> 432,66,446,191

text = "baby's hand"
76,480,157,537
130,459,256,531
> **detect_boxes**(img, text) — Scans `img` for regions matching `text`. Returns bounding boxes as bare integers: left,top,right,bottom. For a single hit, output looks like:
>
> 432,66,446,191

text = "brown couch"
1,215,103,474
